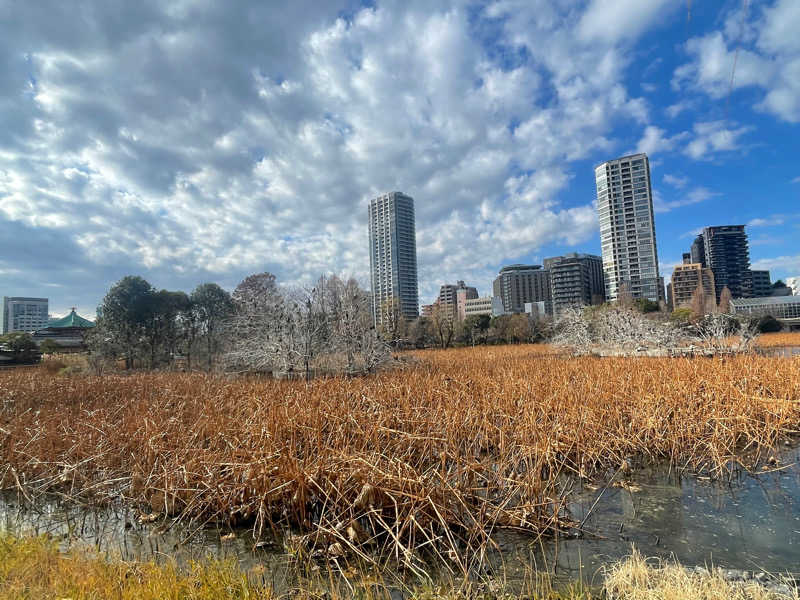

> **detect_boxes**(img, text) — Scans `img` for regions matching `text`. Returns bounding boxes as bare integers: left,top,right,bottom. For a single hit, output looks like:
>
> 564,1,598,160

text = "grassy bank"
0,533,792,599
1,346,799,564
0,532,585,599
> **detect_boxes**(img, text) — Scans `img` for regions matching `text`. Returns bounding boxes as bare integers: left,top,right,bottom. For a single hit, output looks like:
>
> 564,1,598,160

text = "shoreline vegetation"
0,532,796,599
2,346,800,571
755,332,800,348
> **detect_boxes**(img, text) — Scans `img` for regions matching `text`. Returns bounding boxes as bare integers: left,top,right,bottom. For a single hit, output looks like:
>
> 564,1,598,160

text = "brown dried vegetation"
1,345,799,568
757,332,800,348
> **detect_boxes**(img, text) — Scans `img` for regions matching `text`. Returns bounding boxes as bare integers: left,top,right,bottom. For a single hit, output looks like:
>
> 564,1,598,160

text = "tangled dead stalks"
1,346,798,569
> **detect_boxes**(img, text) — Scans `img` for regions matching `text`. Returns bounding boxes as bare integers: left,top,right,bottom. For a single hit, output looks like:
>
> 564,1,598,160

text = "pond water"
761,346,800,358
3,444,800,588
506,443,800,584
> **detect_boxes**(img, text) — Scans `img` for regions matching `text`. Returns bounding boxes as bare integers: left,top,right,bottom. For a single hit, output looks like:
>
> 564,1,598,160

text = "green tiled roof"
48,309,95,329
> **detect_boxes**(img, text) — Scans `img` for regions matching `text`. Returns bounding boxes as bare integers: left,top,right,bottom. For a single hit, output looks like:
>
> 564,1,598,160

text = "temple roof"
48,309,95,329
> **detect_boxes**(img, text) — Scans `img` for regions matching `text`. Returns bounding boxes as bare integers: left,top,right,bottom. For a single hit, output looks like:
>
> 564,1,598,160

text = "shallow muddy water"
500,443,800,584
3,444,800,588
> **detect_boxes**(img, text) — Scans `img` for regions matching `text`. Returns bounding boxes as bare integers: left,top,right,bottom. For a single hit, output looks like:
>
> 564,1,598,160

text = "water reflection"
516,443,800,582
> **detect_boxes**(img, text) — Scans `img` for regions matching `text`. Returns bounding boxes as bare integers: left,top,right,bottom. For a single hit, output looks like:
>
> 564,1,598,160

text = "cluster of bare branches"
224,273,390,379
551,306,683,353
550,305,760,355
690,312,760,352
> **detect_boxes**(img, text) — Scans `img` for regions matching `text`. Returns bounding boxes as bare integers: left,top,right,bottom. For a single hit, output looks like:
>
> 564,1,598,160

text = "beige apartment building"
671,263,715,308
437,280,478,321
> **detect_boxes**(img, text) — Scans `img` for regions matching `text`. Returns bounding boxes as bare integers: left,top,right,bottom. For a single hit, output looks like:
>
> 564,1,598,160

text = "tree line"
376,299,548,349
88,272,389,378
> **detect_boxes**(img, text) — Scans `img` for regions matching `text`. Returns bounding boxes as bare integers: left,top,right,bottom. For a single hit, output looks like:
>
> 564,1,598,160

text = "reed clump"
1,346,799,566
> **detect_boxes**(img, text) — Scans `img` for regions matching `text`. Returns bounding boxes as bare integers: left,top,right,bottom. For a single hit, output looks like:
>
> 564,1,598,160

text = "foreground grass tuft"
0,533,268,599
605,549,797,600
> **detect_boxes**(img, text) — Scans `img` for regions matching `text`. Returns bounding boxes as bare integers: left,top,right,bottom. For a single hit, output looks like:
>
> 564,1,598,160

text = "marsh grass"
757,333,800,348
1,346,799,569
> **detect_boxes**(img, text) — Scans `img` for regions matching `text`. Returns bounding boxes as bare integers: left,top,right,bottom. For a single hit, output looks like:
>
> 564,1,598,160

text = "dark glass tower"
699,225,750,300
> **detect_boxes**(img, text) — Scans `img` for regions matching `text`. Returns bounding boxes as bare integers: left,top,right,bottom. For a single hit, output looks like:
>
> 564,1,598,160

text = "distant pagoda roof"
48,309,95,329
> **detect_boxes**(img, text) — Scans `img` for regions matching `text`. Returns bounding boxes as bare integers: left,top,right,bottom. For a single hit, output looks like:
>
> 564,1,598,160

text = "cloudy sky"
1,0,799,317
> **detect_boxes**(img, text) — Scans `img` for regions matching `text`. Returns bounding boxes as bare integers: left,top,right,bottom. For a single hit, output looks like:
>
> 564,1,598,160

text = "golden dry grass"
0,532,274,600
0,531,591,600
1,345,799,565
757,333,800,348
604,549,795,600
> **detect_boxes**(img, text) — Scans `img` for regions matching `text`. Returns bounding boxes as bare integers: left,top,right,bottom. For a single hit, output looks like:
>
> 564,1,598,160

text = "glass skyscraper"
368,192,418,326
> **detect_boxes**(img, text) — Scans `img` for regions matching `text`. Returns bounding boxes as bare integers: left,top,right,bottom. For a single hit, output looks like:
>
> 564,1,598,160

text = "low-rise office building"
744,269,772,298
2,296,49,334
463,296,504,318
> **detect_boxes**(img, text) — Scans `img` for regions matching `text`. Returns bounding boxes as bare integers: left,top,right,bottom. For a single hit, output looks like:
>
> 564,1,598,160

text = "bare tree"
225,273,389,376
552,306,683,354
718,286,733,315
550,307,593,352
428,303,455,349
224,273,289,374
690,282,706,321
378,296,407,345
616,282,634,309
319,275,386,374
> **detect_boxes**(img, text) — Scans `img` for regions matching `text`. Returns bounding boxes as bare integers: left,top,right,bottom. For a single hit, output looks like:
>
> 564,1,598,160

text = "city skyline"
1,1,799,316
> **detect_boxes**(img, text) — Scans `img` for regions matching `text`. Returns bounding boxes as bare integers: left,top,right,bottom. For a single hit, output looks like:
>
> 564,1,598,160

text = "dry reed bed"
757,332,800,348
1,345,799,568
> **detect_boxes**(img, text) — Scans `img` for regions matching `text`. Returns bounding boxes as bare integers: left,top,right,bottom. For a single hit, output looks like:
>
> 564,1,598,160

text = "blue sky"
0,0,798,316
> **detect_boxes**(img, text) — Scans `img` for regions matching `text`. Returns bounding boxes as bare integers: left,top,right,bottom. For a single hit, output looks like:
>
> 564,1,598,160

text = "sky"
1,0,799,318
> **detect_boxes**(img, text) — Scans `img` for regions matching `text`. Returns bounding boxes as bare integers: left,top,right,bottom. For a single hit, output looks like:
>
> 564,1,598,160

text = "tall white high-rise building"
368,192,419,326
594,153,661,302
2,296,49,334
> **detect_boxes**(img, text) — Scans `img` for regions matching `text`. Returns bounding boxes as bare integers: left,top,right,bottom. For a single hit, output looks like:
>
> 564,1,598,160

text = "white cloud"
673,0,800,123
751,255,800,274
748,216,785,227
1,1,676,307
663,173,689,189
577,0,675,44
665,99,695,118
679,227,704,239
635,125,689,155
684,120,751,159
793,176,800,184
654,186,718,213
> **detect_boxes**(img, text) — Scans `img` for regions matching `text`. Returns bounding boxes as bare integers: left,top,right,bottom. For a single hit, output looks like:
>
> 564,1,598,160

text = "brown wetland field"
1,345,800,572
